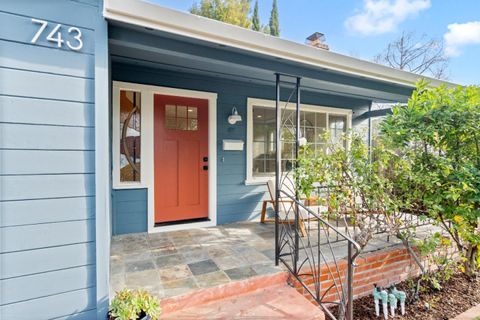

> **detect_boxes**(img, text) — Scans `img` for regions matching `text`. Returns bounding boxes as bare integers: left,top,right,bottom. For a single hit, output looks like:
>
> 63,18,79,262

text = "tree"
374,31,449,80
190,0,252,29
381,80,480,276
269,0,280,36
252,0,261,31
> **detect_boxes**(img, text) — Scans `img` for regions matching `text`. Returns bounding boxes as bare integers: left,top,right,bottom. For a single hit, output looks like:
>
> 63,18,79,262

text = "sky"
151,0,480,85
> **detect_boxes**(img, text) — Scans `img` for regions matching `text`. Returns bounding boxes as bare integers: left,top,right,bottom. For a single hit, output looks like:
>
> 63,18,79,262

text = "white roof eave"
103,0,458,89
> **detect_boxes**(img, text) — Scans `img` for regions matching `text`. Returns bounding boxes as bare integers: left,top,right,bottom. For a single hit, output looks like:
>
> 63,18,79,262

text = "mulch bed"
348,272,480,319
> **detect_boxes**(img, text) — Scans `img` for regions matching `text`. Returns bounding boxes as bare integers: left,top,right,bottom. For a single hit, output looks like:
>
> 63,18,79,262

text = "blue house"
0,0,456,319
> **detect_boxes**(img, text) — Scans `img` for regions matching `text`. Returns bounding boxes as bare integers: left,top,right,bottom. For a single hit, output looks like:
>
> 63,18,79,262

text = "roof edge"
103,0,458,89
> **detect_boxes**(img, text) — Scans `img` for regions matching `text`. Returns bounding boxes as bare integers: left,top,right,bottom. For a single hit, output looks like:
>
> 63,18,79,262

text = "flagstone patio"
109,221,434,300
110,222,283,299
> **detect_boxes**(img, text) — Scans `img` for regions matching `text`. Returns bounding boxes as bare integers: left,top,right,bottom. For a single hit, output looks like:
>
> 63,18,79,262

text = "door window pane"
165,105,198,131
120,90,141,182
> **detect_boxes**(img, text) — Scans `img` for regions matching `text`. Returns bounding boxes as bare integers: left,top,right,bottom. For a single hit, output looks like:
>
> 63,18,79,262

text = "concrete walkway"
453,304,480,319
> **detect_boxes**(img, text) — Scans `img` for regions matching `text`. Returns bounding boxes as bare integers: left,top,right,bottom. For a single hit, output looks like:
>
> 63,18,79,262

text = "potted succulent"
109,289,161,320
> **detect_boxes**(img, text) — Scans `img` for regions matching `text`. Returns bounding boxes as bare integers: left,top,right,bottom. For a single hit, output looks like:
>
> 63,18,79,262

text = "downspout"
275,73,281,266
368,102,372,162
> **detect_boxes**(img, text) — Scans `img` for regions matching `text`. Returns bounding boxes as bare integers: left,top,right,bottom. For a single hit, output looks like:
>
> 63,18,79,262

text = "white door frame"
112,81,218,233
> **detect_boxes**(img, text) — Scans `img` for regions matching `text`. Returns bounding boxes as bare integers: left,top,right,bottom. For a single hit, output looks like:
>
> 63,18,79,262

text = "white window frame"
245,98,352,185
112,85,145,189
112,81,218,233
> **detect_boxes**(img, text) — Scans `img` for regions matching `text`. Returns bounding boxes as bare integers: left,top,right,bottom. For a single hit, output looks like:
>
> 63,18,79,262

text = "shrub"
414,231,456,290
381,80,480,276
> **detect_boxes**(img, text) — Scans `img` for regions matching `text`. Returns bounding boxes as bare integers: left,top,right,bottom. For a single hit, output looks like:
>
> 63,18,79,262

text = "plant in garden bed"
414,231,456,291
381,80,480,277
294,132,423,258
109,289,161,320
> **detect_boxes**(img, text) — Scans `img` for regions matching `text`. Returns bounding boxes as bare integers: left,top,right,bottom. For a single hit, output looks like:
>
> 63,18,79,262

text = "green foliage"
381,80,480,275
269,0,280,36
252,0,261,31
190,0,252,28
294,131,415,249
109,289,161,320
414,232,456,290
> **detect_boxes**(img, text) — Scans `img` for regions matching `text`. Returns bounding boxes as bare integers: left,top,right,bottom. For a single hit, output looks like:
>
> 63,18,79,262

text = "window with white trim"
119,90,142,183
246,98,351,184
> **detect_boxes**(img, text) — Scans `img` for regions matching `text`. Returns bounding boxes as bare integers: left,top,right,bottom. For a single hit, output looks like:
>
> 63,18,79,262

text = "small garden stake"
391,286,407,315
388,290,398,317
380,287,389,320
372,285,381,317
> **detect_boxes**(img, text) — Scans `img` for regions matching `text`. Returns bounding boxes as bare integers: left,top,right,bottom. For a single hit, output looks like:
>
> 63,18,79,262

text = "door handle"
203,156,208,162
203,165,208,171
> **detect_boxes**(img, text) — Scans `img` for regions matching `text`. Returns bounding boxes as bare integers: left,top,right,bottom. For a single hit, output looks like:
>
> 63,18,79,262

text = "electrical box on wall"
223,139,244,151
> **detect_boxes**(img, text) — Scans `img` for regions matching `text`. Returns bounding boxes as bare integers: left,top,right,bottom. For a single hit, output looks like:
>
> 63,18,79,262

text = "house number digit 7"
30,18,83,51
31,18,48,44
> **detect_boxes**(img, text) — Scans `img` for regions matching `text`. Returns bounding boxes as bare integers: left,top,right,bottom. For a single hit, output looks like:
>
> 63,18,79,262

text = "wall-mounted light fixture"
227,107,242,125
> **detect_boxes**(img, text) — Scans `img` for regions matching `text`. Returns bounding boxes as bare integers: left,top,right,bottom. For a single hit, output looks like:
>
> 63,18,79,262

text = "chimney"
306,32,330,50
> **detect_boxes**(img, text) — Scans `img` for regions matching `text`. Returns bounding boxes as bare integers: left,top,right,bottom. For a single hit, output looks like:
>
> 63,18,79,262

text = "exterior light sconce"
227,107,242,125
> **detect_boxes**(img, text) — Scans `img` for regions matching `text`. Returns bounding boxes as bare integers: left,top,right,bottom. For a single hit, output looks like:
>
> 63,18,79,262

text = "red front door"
154,94,209,224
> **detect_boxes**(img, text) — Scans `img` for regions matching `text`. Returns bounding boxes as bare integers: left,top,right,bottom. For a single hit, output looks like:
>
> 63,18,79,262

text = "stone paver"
224,266,257,281
195,271,230,288
188,259,219,276
110,221,435,299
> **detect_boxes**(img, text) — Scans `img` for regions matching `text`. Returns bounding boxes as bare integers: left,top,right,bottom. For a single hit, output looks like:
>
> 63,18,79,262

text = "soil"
348,273,480,319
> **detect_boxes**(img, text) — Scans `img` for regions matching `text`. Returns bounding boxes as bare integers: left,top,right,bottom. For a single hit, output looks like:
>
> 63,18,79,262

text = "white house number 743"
31,18,83,51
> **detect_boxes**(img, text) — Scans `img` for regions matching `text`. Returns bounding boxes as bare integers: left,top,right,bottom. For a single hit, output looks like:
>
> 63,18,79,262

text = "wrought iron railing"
271,73,432,319
273,73,361,320
275,176,361,320
311,185,432,244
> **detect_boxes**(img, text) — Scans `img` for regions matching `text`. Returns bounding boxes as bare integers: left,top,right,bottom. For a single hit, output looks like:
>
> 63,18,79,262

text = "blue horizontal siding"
0,0,99,28
0,123,95,150
1,220,95,253
0,0,101,318
0,11,95,54
0,288,97,320
113,63,371,225
1,242,96,280
0,39,94,78
0,150,95,175
1,196,95,227
0,67,94,103
0,174,95,201
0,95,94,127
112,189,148,235
1,265,96,305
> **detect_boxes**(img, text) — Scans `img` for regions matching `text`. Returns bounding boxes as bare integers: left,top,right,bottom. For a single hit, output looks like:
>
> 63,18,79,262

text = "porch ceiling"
109,23,412,103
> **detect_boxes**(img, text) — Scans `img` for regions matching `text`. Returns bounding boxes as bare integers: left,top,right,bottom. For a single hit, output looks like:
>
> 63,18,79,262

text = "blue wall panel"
112,189,148,235
112,63,371,225
0,0,102,319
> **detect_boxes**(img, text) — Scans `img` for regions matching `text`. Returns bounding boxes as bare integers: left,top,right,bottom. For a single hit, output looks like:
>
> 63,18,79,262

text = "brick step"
161,280,325,319
160,272,289,314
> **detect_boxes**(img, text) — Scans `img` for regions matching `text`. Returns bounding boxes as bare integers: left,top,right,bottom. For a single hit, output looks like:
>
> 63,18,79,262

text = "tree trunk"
464,245,478,277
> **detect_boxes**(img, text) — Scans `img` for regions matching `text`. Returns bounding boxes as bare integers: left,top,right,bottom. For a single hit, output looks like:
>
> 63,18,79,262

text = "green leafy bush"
109,289,161,320
294,132,418,251
414,232,456,290
381,80,480,276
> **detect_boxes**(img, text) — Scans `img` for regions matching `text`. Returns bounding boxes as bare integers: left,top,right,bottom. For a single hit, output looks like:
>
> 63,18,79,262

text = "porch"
109,220,430,300
104,4,436,319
